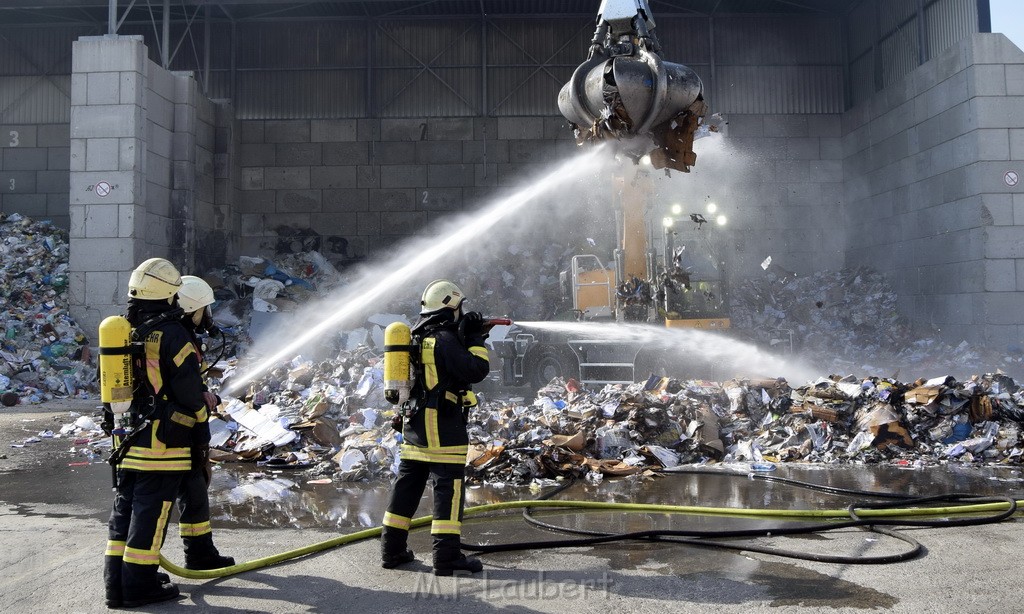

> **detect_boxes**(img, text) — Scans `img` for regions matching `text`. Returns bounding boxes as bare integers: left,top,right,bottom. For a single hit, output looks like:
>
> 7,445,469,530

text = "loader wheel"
528,346,578,391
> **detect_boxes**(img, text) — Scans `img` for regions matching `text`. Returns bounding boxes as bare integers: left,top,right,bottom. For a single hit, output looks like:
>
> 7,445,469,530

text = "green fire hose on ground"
159,494,1024,580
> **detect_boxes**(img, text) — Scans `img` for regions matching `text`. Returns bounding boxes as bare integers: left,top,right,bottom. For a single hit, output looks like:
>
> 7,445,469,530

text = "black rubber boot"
381,527,415,569
433,536,483,577
122,560,181,609
104,556,123,608
184,534,236,570
121,582,180,608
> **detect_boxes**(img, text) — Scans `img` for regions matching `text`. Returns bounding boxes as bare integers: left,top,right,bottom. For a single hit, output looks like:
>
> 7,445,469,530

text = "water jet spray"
224,148,608,396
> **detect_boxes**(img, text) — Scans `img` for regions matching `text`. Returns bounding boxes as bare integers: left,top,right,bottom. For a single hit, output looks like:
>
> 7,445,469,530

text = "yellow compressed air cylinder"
98,315,134,414
383,322,413,405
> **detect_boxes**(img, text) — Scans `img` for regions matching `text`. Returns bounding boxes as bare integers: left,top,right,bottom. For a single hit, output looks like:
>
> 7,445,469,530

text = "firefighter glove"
459,311,484,341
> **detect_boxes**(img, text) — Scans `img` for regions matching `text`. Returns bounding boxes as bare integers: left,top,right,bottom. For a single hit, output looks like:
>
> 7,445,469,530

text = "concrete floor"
1,400,1022,613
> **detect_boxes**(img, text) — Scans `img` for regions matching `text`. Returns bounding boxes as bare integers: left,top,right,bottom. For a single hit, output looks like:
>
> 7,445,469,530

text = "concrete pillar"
68,35,148,336
171,74,197,273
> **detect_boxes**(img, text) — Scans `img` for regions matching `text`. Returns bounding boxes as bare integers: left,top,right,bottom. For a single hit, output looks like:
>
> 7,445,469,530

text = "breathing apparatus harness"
194,321,228,377
383,316,477,431
100,306,184,488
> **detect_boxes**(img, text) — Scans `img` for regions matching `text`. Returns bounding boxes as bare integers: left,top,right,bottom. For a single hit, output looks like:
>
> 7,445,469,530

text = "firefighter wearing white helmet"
419,278,465,316
127,257,182,302
104,258,217,608
178,275,216,329
381,279,490,576
173,275,234,572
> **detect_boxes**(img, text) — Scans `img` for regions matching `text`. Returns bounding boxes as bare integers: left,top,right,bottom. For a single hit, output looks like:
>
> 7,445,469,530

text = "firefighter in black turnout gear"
381,279,491,576
102,258,214,609
174,276,235,571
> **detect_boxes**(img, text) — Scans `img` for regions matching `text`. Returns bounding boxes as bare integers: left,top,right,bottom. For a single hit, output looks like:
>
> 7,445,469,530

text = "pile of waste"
200,252,353,359
454,241,579,322
462,373,1024,484
0,213,95,406
201,345,403,482
730,266,1024,378
10,409,112,462
139,337,1024,485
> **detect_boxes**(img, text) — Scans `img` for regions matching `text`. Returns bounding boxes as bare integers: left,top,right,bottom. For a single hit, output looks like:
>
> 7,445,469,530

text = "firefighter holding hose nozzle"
380,279,502,576
172,275,235,571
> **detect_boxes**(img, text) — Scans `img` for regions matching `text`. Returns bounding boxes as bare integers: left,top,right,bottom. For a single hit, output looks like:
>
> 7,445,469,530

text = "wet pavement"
3,433,1022,532
3,401,1024,613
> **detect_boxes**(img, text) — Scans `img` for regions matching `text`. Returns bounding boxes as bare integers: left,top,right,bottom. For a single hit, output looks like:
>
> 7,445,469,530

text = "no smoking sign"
94,181,111,197
1005,171,1019,188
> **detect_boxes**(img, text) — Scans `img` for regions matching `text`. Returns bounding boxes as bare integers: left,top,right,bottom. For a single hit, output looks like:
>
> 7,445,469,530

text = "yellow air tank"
383,322,414,405
98,315,134,414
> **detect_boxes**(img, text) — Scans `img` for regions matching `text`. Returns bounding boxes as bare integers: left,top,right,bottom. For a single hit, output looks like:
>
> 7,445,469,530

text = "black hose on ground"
460,469,1019,564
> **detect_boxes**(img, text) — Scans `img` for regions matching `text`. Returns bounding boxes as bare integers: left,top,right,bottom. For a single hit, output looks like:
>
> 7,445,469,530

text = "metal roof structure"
0,0,990,121
0,0,867,27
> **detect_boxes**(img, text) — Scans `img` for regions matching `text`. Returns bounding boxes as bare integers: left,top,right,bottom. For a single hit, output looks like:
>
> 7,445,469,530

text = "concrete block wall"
144,58,175,259
68,35,231,336
647,114,846,280
164,73,216,274
211,100,242,269
842,33,1024,349
235,117,577,261
0,123,71,227
68,35,150,335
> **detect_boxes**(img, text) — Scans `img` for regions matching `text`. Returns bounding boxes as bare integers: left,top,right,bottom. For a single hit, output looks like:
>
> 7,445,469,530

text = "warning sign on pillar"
94,181,111,197
1004,171,1019,188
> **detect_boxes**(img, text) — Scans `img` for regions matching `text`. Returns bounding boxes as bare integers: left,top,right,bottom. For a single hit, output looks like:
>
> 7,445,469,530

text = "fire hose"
158,473,1023,579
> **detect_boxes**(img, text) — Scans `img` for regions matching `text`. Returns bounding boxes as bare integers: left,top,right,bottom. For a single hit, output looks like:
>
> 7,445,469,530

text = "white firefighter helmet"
127,257,182,301
178,276,215,315
420,279,465,315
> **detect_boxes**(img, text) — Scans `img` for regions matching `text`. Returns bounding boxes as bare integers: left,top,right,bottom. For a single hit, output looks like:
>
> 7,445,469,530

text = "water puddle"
2,461,1020,531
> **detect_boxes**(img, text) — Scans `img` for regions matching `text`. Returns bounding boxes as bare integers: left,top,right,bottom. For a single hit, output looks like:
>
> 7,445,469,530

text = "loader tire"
528,346,578,392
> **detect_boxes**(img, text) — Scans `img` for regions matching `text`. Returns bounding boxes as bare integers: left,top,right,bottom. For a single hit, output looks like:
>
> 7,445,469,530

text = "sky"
990,0,1024,49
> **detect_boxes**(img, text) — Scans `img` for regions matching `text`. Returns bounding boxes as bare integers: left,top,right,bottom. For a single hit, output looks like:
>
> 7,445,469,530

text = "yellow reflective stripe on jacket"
105,540,126,557
468,345,488,360
122,427,191,471
170,411,196,428
421,337,438,389
179,521,212,538
383,512,412,531
399,443,468,465
431,519,462,535
173,342,197,367
444,391,460,403
119,458,193,471
123,444,191,459
145,330,163,395
118,417,192,472
195,407,208,423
